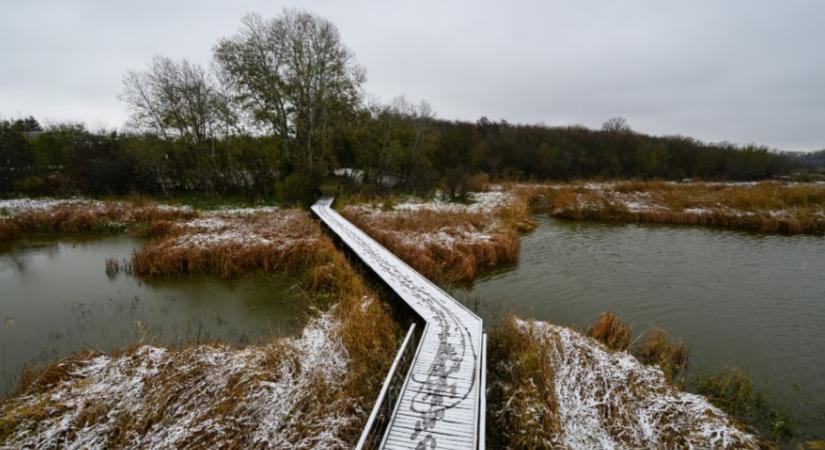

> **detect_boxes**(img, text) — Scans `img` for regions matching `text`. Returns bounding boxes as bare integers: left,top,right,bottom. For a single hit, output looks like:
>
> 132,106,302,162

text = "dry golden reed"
586,312,631,351
632,328,687,382
547,181,825,234
0,201,197,241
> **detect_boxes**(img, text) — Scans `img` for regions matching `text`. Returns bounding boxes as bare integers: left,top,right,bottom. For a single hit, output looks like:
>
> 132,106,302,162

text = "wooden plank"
312,198,485,450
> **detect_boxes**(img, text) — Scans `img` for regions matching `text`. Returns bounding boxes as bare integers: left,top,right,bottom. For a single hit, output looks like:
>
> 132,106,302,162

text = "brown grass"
17,351,100,395
586,312,631,351
547,181,825,234
0,201,198,242
488,317,562,449
489,315,762,448
692,368,793,443
631,328,687,382
341,196,525,284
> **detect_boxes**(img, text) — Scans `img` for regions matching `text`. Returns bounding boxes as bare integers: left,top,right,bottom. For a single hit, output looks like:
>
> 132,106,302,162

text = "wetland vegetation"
3,6,825,449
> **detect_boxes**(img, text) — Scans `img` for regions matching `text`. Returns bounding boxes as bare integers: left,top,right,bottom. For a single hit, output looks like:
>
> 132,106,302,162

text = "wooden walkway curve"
312,198,485,450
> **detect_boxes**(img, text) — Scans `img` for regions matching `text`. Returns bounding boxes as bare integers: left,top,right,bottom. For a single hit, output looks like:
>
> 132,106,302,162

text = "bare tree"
121,56,224,144
602,116,631,133
214,10,365,175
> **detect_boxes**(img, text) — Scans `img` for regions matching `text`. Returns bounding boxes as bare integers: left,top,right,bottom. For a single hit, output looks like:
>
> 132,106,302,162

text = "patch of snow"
512,319,758,449
0,198,103,217
1,311,356,449
205,206,279,216
387,190,514,214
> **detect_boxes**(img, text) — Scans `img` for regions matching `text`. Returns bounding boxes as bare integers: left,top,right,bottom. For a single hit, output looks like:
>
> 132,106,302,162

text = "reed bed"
0,198,197,241
545,181,825,234
131,210,315,277
488,316,758,449
340,190,525,283
585,311,631,351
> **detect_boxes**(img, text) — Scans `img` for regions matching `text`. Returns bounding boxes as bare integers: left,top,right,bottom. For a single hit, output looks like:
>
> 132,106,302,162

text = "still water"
0,236,309,396
451,215,825,438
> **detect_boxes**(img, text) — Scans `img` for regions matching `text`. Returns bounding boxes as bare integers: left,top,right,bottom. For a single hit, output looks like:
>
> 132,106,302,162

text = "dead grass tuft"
632,328,687,382
18,351,100,394
488,317,562,449
586,312,631,351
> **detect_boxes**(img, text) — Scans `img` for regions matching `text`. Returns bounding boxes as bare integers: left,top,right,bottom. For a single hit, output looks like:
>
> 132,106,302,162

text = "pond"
0,235,310,397
450,215,825,439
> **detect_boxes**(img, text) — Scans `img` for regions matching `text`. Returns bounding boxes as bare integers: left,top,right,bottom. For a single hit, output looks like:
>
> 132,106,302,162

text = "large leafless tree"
121,56,224,144
214,10,365,175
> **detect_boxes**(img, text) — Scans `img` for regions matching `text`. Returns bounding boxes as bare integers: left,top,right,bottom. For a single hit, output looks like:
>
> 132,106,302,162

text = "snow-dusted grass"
0,197,196,241
489,317,758,449
340,189,526,283
543,180,825,234
0,309,362,449
0,289,398,449
128,208,353,289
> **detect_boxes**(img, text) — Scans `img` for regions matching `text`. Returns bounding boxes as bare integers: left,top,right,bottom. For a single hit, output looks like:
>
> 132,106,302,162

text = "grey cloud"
1,0,823,150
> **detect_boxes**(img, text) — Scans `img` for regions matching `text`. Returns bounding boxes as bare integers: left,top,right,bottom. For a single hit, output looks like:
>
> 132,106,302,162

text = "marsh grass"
631,328,687,383
0,201,197,242
691,369,795,443
1,272,399,449
488,315,759,448
546,181,825,234
586,312,631,351
488,317,561,449
340,192,526,283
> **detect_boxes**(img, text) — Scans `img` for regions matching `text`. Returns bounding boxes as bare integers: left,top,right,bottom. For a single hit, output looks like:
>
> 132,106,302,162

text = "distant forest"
1,10,821,202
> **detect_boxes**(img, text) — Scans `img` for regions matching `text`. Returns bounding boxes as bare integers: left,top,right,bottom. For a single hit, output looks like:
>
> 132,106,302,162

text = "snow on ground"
343,191,512,250
0,197,193,219
0,311,356,450
513,319,758,449
169,208,310,250
0,198,104,217
548,182,825,220
389,190,513,214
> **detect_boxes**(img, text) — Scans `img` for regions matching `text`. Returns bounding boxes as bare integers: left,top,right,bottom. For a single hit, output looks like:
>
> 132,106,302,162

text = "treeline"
784,149,825,170
340,113,796,198
0,9,804,201
0,117,279,196
0,114,798,199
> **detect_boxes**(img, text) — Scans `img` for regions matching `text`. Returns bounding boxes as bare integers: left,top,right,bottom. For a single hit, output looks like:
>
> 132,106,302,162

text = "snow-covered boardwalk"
312,197,485,450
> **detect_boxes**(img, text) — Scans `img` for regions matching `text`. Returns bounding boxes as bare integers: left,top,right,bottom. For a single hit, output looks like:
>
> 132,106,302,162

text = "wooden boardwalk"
312,198,485,450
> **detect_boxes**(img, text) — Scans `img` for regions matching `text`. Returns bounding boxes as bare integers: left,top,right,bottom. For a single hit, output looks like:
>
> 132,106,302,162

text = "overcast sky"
1,1,824,151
